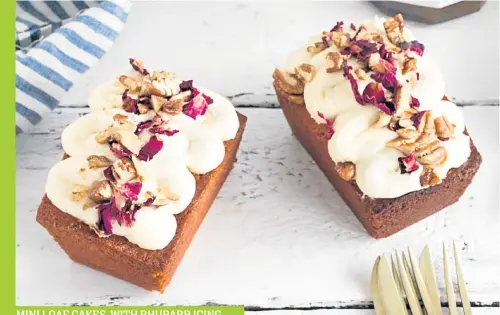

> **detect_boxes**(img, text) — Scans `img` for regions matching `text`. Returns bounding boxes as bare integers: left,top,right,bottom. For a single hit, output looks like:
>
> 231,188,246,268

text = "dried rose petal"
129,58,149,75
138,96,151,105
341,40,377,61
345,72,363,105
351,25,366,41
410,96,420,109
135,120,154,135
411,111,427,128
103,166,115,182
416,72,420,81
179,80,193,91
379,44,394,63
137,136,163,161
122,90,138,113
398,153,419,174
362,82,386,105
109,141,132,158
330,21,344,32
376,102,396,116
370,71,399,93
317,111,334,140
183,89,210,119
97,197,120,235
350,23,356,31
149,126,179,136
401,40,425,56
321,35,330,47
119,182,142,201
143,196,156,206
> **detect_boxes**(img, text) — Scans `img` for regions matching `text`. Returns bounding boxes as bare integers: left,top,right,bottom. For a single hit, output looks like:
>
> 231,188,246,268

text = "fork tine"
443,242,459,315
371,256,386,315
420,245,442,313
408,247,442,315
397,251,423,315
377,255,409,314
453,241,472,315
391,253,408,309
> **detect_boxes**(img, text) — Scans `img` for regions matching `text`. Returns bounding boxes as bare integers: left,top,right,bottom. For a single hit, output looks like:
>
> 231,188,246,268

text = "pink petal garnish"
342,65,363,105
122,89,138,113
362,82,386,105
135,120,154,135
410,96,420,109
317,111,334,140
129,58,149,75
379,44,394,63
401,40,425,56
330,21,344,32
97,197,120,235
137,136,163,161
119,182,142,201
179,80,193,91
109,141,132,158
343,40,377,61
398,153,419,174
183,89,210,119
411,111,427,129
103,166,115,182
370,71,399,93
149,127,179,136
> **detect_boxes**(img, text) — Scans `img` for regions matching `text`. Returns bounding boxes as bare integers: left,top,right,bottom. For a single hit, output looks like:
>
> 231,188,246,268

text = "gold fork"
371,241,472,315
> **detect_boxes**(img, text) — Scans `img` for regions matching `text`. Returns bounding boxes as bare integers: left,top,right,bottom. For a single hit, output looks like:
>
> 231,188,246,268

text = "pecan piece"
396,128,421,140
295,64,316,82
354,68,367,80
273,69,305,95
331,31,350,49
307,42,327,54
111,157,137,185
150,95,168,112
434,116,456,140
137,103,150,114
383,13,405,45
163,98,184,115
417,146,446,165
420,167,441,187
393,84,411,116
87,155,112,169
335,162,355,181
414,140,440,158
139,77,153,97
325,52,344,73
130,58,149,75
89,180,114,202
423,111,435,134
71,184,89,202
119,75,140,91
113,114,129,122
402,58,417,75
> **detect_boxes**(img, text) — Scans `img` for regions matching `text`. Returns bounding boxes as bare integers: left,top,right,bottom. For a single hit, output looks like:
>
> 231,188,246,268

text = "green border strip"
3,0,16,310
16,307,245,314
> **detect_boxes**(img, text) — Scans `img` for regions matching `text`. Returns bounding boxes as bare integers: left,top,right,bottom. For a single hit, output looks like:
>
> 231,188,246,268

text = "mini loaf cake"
273,14,481,238
37,59,247,291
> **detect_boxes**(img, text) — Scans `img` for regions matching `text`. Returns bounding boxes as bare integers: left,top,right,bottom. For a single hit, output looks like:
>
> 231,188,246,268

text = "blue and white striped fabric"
16,0,131,134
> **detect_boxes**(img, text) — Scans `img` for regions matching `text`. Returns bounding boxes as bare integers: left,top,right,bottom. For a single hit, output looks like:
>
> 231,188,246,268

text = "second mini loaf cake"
273,14,481,238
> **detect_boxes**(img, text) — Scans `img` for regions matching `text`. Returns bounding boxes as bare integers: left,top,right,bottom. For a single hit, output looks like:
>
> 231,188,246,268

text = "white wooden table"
16,1,499,313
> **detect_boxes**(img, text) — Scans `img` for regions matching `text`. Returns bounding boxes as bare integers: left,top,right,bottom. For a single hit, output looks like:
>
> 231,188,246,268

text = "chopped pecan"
415,139,440,157
386,137,417,155
130,58,149,75
151,71,175,82
354,68,367,80
335,162,355,181
295,64,316,82
87,155,112,169
83,199,96,210
111,157,137,185
163,98,184,115
398,118,413,128
373,112,392,128
358,32,383,42
434,116,456,139
94,123,137,144
402,58,417,75
307,42,327,54
417,146,446,165
137,103,150,114
393,84,411,116
420,167,441,187
89,180,114,202
139,77,153,97
325,52,343,73
150,95,168,112
71,184,89,202
273,69,305,95
154,189,180,206
396,128,420,140
383,13,405,45
331,31,350,49
119,75,140,91
423,111,435,134
113,114,129,122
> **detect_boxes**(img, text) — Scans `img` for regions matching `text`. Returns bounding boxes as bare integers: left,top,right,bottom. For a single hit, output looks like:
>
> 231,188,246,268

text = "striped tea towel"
16,0,132,134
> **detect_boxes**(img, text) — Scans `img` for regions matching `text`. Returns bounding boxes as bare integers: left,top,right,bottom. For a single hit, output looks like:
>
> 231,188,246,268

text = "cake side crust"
36,112,247,292
274,83,482,238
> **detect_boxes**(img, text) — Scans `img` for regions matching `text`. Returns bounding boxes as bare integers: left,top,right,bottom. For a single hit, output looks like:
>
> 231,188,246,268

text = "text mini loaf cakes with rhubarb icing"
37,59,247,291
273,14,481,238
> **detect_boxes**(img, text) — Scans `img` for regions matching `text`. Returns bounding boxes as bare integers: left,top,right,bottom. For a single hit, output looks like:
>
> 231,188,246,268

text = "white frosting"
47,69,240,250
284,18,471,198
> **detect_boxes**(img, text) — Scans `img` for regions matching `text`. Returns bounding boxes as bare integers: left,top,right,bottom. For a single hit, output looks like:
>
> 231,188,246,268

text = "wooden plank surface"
16,107,499,308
